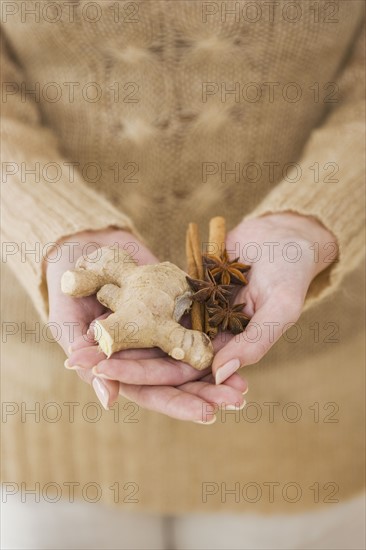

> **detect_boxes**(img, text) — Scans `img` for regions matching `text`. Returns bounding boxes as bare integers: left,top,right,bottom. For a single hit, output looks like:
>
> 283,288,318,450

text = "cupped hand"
47,228,247,422
46,228,158,408
212,212,338,384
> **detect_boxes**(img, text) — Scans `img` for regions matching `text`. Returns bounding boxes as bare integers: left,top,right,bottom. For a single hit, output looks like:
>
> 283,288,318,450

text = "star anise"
186,269,235,304
203,250,250,286
207,301,250,335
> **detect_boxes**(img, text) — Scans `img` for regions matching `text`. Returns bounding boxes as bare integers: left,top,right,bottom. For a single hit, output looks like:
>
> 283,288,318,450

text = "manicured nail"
92,378,110,410
64,359,80,371
226,400,246,411
92,366,114,380
194,416,217,425
215,358,241,385
242,387,249,396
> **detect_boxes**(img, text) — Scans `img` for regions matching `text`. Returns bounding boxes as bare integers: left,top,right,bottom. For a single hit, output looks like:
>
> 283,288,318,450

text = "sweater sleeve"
245,25,365,310
0,33,141,322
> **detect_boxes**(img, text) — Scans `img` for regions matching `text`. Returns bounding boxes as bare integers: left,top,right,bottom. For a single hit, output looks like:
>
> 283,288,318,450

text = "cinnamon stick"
186,223,204,331
205,216,227,337
208,216,226,258
185,224,198,279
188,222,204,280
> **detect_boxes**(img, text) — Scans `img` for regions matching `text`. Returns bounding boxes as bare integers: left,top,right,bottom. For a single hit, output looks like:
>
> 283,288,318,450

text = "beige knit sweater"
1,1,365,514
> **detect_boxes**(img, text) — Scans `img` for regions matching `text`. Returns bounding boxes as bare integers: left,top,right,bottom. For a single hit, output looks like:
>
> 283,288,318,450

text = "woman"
1,1,365,548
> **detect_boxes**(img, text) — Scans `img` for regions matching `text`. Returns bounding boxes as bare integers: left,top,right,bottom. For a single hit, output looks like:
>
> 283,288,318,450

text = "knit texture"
1,1,365,514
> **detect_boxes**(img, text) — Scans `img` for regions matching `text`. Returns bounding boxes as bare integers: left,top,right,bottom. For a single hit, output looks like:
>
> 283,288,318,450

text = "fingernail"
64,359,80,371
92,366,114,380
242,387,249,396
92,378,110,410
215,358,241,385
225,399,246,411
194,416,217,425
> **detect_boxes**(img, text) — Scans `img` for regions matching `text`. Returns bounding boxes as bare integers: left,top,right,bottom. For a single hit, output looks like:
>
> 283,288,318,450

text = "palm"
47,252,106,351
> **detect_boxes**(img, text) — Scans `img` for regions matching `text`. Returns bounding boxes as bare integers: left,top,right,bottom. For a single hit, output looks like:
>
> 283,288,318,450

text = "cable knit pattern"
0,1,365,514
1,1,364,319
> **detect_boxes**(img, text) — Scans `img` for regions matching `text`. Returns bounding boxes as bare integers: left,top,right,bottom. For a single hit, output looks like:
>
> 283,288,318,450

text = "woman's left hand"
212,212,338,384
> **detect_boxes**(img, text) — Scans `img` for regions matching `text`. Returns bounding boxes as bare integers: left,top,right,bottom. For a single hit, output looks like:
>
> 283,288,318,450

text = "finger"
49,293,103,353
65,345,107,370
201,372,248,394
68,312,110,353
118,383,217,423
68,333,95,353
213,294,302,384
74,368,120,410
65,345,166,371
177,379,246,410
93,356,210,386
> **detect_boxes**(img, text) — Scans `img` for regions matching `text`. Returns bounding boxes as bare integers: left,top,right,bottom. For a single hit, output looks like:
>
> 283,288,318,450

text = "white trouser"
1,491,365,550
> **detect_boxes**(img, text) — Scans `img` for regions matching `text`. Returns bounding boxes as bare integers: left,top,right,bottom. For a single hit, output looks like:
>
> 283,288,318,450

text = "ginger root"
61,247,214,370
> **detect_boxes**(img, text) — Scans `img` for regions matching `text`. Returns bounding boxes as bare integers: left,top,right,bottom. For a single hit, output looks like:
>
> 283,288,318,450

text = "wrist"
61,226,132,244
259,211,338,269
260,211,336,244
45,227,134,264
